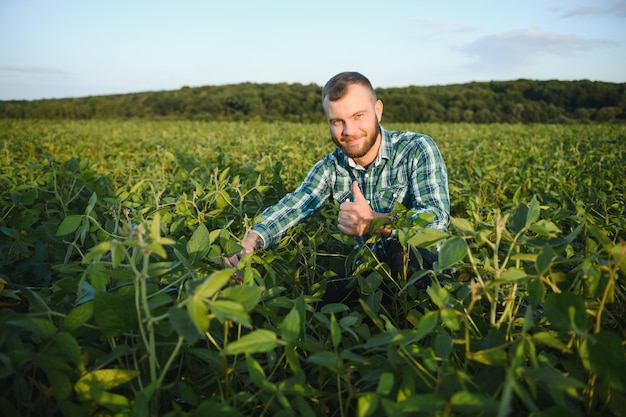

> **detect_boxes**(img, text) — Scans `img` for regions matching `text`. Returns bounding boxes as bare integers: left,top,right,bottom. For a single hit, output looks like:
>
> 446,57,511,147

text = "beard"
332,121,381,160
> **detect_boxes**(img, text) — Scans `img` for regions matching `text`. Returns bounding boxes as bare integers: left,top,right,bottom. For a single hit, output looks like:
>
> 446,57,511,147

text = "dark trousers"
321,240,438,306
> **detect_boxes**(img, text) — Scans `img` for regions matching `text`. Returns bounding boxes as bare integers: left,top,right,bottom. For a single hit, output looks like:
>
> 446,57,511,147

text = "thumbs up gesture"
338,181,374,236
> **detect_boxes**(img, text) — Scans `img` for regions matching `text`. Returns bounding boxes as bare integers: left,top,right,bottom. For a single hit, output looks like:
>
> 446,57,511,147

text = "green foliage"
1,79,625,123
0,120,624,417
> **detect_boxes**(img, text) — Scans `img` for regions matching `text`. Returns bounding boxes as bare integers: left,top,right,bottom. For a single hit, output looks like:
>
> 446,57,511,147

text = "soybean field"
0,120,625,417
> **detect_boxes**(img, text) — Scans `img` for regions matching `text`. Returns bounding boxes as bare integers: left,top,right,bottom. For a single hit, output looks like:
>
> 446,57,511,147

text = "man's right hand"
224,231,263,268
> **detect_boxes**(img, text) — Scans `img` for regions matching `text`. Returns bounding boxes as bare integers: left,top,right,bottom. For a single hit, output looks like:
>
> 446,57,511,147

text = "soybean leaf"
246,354,275,391
194,269,233,299
222,329,278,355
211,299,252,327
580,330,626,391
376,372,394,395
408,228,448,249
306,351,339,370
526,195,541,228
451,391,499,414
468,347,508,366
415,310,438,341
544,292,589,334
281,307,302,343
64,301,94,332
187,296,210,335
220,285,264,312
169,306,199,344
330,313,341,349
56,214,83,236
75,369,140,409
187,223,211,263
93,292,137,337
438,237,467,269
358,393,380,417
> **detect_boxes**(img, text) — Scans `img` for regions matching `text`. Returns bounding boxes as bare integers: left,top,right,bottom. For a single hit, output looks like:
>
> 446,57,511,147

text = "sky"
1,0,625,101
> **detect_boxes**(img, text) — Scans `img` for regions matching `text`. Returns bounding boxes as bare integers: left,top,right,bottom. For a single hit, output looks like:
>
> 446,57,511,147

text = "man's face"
323,84,383,166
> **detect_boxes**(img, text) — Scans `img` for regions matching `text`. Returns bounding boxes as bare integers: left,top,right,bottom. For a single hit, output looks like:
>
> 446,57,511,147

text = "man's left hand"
338,181,374,236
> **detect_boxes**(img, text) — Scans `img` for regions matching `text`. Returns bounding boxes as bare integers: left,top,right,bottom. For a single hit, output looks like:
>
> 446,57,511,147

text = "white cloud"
458,28,615,73
0,65,67,75
554,0,626,18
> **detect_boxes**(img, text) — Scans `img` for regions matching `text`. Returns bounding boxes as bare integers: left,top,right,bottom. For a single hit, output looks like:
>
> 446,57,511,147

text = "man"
225,72,449,298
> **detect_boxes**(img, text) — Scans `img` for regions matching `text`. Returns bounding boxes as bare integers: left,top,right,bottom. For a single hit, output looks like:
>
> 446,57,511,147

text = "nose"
342,120,358,137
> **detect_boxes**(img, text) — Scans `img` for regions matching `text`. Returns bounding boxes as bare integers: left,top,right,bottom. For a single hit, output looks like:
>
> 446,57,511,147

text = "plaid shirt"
252,126,450,248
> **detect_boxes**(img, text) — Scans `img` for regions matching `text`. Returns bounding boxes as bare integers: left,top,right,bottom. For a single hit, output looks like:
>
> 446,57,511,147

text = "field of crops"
1,120,625,417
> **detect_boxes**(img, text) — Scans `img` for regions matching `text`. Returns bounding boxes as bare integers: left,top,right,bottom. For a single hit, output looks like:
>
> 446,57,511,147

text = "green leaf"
246,354,275,391
215,190,232,209
611,242,626,275
85,192,97,216
407,228,449,248
536,244,557,274
509,202,528,233
438,237,467,269
376,372,394,395
220,285,264,312
222,329,278,355
211,299,252,327
75,369,140,411
187,223,211,263
580,330,626,391
82,241,117,264
8,317,56,339
440,308,460,331
501,267,527,281
450,217,475,234
281,307,302,343
93,292,137,337
358,393,380,417
529,220,561,237
426,284,450,308
187,295,210,335
306,351,339,370
330,313,341,349
468,347,508,366
169,306,199,344
63,301,94,332
544,292,589,334
527,277,545,309
532,331,571,353
53,332,82,367
397,394,446,413
434,332,453,359
526,195,541,228
415,310,438,341
194,269,233,299
46,369,73,400
451,391,499,414
56,214,83,236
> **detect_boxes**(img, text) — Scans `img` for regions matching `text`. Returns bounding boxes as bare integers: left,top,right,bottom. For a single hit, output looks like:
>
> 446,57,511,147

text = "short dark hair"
322,72,376,103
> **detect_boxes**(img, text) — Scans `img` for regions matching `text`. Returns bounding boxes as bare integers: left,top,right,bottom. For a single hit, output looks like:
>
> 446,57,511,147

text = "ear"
375,99,383,123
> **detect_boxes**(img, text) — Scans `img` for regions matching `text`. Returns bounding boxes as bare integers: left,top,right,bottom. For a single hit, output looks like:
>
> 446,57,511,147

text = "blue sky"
1,0,625,100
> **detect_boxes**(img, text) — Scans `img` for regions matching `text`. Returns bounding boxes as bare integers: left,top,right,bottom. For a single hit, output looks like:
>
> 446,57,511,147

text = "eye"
355,113,364,119
330,119,343,126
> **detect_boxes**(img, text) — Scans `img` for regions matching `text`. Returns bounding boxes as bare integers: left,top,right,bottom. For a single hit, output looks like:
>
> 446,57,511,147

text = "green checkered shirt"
252,126,450,248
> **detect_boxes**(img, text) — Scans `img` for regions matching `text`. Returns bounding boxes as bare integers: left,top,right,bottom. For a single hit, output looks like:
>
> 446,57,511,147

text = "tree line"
1,79,624,123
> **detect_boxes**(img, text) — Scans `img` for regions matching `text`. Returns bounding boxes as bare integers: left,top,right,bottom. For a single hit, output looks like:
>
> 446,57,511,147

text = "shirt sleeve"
409,135,450,231
252,156,334,248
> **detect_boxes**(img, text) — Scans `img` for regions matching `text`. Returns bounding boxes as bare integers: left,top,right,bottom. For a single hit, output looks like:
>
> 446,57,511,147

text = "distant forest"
1,79,624,123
